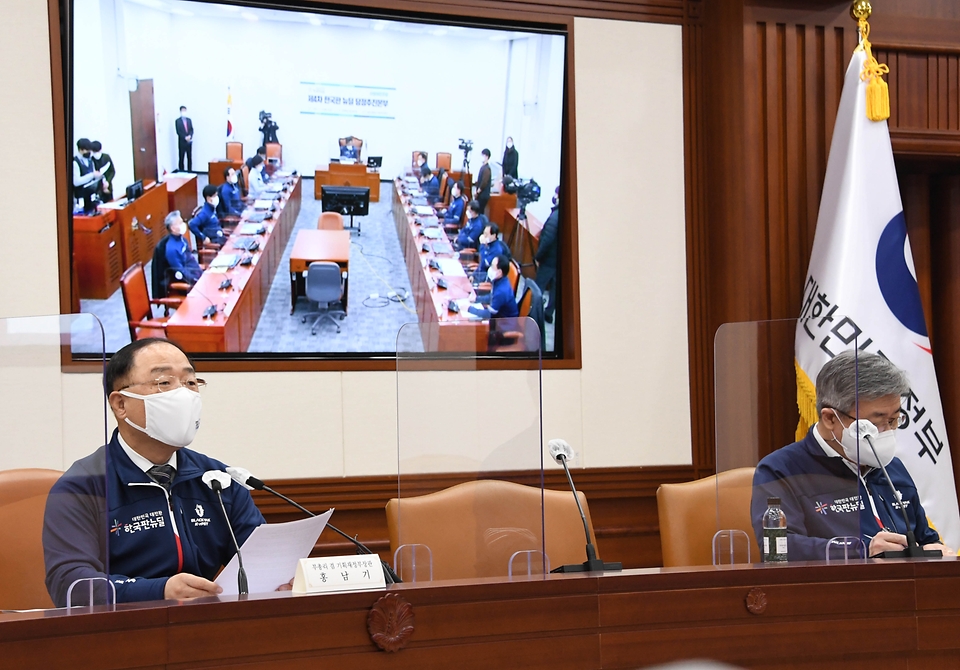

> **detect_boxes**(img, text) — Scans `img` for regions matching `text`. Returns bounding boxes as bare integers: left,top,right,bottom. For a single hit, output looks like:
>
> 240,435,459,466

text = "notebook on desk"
238,223,267,235
431,241,454,254
422,228,443,240
414,205,434,216
253,199,274,209
245,211,268,223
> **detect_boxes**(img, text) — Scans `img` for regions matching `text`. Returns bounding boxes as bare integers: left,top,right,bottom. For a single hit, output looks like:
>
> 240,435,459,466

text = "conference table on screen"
391,176,498,351
163,175,301,352
4,560,960,668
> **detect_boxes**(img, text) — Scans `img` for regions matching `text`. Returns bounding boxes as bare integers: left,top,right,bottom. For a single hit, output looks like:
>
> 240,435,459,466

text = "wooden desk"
164,174,198,219
164,177,302,352
99,180,167,269
486,191,516,227
5,561,960,668
314,162,380,201
504,207,543,279
288,229,351,314
72,210,122,299
392,179,493,352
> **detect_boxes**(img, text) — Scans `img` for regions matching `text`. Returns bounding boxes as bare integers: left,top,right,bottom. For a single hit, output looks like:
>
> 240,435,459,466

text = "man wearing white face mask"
751,351,952,560
42,339,266,606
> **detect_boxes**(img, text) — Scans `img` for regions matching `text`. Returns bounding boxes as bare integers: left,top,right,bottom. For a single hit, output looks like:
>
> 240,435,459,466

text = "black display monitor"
124,179,143,202
321,185,370,217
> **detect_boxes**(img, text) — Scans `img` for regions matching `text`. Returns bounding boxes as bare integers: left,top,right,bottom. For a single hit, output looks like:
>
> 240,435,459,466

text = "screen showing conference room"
69,0,566,357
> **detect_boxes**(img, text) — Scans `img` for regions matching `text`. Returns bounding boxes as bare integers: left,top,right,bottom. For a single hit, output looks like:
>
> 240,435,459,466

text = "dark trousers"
535,266,557,320
477,191,490,216
178,139,192,172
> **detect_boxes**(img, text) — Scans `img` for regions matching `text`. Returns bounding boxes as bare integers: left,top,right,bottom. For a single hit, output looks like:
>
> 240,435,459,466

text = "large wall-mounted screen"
68,0,567,359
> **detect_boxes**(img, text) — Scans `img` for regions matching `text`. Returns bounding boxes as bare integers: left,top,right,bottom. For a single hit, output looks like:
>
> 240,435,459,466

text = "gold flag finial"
850,0,871,22
852,0,889,121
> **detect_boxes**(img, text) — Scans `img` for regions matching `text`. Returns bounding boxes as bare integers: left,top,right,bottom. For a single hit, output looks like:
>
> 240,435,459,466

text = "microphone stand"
864,434,942,559
552,453,622,573
253,480,401,584
211,480,248,594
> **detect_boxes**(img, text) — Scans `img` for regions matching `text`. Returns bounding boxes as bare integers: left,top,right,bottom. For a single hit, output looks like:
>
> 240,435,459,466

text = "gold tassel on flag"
852,1,890,121
795,360,818,440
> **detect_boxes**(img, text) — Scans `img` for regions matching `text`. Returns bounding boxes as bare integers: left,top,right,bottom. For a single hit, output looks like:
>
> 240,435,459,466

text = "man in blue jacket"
441,181,465,225
189,184,225,246
43,338,267,605
472,222,509,283
218,167,244,218
752,350,953,560
468,254,518,320
163,212,203,284
455,200,486,251
420,166,440,203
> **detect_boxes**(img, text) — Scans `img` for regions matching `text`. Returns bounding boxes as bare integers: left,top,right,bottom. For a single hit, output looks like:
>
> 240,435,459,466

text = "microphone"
226,467,401,584
859,430,942,559
546,439,622,573
201,470,249,594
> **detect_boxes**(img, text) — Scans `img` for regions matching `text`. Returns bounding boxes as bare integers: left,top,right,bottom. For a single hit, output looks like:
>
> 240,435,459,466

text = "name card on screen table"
293,554,386,594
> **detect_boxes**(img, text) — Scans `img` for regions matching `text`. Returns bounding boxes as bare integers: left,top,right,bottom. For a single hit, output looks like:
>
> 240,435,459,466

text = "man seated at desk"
441,181,465,224
188,184,225,246
474,222,509,280
340,136,358,161
247,155,267,199
751,351,953,560
163,211,203,284
42,338,267,605
455,200,486,251
218,167,243,218
420,166,440,203
468,254,518,319
245,146,267,172
416,151,429,173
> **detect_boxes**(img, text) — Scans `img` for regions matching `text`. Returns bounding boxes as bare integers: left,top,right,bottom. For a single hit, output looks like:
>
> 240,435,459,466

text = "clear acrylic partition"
395,317,544,582
0,314,109,611
714,318,869,566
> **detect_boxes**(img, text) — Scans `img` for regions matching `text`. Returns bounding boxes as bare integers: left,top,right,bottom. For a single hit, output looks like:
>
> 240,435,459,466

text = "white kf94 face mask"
119,387,202,448
833,414,897,468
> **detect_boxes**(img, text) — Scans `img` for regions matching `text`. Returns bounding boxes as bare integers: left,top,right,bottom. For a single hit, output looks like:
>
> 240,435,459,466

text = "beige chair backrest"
657,467,759,567
0,468,62,610
386,479,596,581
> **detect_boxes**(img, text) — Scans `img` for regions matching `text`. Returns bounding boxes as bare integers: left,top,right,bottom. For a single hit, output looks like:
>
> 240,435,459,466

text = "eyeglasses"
834,408,906,432
120,375,207,394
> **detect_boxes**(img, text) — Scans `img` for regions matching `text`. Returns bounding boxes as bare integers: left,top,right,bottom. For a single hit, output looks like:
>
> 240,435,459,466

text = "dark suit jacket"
176,117,193,141
476,163,492,197
535,205,560,287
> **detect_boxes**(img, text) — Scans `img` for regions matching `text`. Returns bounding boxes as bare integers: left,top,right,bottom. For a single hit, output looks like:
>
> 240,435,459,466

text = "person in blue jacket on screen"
188,184,224,246
469,254,518,320
42,338,274,606
340,136,358,160
455,200,486,251
441,181,465,225
751,350,953,561
218,167,244,218
163,212,203,284
420,166,440,203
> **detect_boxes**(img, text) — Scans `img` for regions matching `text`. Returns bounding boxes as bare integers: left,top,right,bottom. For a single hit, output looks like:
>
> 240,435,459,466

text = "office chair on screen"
317,211,344,231
656,467,759,567
435,151,452,172
0,468,62,610
385,480,596,581
301,262,345,335
225,141,243,162
339,137,363,161
121,262,179,341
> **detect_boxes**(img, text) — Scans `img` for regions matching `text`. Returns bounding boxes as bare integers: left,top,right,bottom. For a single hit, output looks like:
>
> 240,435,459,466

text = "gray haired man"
751,351,952,560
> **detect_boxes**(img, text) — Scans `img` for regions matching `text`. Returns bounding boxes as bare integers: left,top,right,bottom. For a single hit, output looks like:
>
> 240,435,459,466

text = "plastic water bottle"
762,497,788,562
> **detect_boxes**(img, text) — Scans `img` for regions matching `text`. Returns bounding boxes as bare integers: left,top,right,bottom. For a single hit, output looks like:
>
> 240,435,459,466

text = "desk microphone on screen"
226,467,400,584
858,422,942,559
547,439,622,573
201,470,249,594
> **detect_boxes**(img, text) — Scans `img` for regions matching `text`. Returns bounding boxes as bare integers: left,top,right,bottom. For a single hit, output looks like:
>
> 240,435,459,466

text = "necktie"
147,464,176,493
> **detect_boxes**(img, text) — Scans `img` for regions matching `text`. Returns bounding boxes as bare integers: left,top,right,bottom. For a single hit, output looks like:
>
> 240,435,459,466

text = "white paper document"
436,258,466,277
215,509,334,596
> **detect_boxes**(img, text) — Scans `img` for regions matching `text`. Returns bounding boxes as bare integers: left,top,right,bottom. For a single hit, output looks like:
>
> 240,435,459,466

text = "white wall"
0,5,692,478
